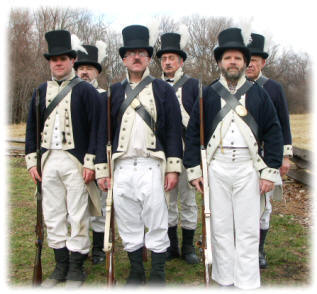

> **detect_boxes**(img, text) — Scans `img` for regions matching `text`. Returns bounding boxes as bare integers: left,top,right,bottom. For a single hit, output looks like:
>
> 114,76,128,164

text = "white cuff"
186,165,202,182
25,152,37,170
283,145,293,157
166,157,182,173
260,167,280,183
83,153,96,170
95,163,109,179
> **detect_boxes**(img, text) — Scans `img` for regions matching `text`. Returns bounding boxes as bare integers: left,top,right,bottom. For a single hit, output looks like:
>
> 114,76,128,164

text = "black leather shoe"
181,229,199,264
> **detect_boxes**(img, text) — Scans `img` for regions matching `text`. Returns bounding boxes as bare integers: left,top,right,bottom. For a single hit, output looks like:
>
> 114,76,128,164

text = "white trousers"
42,150,90,254
90,190,107,232
113,157,169,253
208,149,260,290
260,191,272,230
168,166,197,230
260,175,282,230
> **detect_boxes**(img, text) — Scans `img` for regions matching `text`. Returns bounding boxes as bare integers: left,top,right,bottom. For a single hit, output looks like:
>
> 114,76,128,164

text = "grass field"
6,113,313,288
7,156,311,288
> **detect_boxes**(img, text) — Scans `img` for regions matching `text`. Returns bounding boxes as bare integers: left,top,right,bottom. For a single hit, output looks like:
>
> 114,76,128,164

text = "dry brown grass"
289,113,313,151
7,123,26,139
6,114,313,150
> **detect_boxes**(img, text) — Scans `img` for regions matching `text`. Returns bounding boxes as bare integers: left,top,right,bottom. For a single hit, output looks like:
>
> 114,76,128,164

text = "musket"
197,80,212,286
104,81,116,286
32,88,44,286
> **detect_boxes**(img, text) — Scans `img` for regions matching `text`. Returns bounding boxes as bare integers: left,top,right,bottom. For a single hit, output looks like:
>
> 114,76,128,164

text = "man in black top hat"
246,33,293,269
25,30,102,288
183,27,283,289
95,24,183,285
74,43,108,265
156,32,199,265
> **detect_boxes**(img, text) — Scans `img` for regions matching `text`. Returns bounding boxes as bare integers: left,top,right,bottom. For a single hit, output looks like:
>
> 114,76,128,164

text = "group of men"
25,23,292,290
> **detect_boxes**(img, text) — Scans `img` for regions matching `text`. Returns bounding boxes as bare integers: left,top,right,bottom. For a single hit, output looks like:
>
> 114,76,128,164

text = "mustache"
228,66,239,70
133,59,142,64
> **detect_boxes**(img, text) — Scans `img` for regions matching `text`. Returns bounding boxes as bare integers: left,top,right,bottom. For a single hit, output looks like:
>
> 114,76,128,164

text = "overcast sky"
3,0,317,55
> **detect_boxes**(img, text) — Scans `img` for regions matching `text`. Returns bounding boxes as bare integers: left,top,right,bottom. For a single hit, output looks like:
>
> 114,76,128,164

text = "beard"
220,65,246,83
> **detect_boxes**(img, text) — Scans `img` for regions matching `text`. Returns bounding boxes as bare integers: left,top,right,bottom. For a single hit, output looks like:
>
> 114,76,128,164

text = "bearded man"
183,27,283,289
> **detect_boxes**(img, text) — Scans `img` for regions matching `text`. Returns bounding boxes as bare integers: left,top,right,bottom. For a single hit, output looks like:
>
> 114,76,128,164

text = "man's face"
76,65,99,82
246,55,266,80
161,53,183,78
49,55,75,80
218,50,246,82
123,49,150,74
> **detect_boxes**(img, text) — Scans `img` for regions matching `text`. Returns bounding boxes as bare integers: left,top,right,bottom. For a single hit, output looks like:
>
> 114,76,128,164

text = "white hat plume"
71,34,88,54
95,40,107,63
178,24,189,49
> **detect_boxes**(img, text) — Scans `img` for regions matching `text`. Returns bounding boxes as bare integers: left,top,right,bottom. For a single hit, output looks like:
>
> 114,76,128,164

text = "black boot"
126,247,146,285
41,247,69,288
65,251,88,288
148,251,166,285
181,228,199,264
259,229,268,269
92,231,106,265
166,226,180,260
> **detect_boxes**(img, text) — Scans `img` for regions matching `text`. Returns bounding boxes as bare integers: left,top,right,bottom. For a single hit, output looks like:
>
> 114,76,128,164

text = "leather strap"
133,102,157,134
172,74,189,92
43,77,83,122
118,75,155,124
256,75,269,87
210,80,259,140
172,74,190,140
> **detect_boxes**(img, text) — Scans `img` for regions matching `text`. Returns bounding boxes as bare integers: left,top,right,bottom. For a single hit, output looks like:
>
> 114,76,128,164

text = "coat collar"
161,66,184,83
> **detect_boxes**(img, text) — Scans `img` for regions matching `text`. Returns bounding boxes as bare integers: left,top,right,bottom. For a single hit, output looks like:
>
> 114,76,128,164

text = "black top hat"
214,27,250,65
74,45,102,73
44,30,77,60
119,25,153,59
247,33,269,59
156,33,187,61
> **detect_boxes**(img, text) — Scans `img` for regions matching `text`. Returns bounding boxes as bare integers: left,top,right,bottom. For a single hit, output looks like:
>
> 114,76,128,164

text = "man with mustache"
183,28,283,289
95,25,183,285
156,32,199,264
246,33,293,269
74,43,108,265
25,30,102,288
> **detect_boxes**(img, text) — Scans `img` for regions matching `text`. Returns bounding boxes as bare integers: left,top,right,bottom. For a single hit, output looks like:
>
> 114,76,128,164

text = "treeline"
8,7,310,123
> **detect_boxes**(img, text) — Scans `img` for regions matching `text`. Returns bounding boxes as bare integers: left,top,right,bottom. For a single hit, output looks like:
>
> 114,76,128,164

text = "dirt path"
273,178,312,228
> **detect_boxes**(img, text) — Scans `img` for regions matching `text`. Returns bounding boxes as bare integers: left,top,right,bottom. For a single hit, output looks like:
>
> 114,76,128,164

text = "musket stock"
198,81,212,286
104,82,116,286
32,88,44,286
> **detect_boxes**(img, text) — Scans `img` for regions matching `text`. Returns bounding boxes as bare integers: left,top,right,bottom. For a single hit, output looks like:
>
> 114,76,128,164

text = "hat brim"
119,46,153,59
156,49,187,61
249,49,269,59
214,45,251,66
44,50,77,60
74,61,102,73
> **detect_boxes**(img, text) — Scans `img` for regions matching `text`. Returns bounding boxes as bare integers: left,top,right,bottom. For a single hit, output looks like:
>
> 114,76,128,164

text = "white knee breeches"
113,157,169,253
42,150,90,254
168,166,197,230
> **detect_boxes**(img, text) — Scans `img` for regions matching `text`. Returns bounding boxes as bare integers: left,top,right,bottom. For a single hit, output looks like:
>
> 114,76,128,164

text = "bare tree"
7,7,311,124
